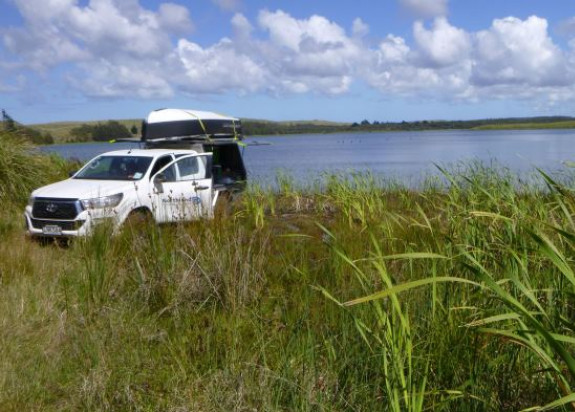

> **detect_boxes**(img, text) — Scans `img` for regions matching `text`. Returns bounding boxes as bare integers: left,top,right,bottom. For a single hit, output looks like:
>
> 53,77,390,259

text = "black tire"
28,235,70,248
214,191,236,219
124,209,154,232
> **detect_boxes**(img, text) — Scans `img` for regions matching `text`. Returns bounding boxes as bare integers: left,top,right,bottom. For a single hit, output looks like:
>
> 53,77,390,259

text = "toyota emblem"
46,203,58,213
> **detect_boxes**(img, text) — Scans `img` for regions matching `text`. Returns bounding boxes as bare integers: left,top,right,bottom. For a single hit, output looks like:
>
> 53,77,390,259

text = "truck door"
150,154,213,223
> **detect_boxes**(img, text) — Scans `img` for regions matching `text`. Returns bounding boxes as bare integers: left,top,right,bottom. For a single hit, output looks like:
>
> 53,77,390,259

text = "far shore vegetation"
3,108,575,144
4,128,575,410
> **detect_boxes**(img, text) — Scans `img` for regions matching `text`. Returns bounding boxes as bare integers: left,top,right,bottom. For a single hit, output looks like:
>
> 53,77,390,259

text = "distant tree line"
1,109,54,144
70,121,133,142
349,116,575,132
243,120,345,136
243,116,575,136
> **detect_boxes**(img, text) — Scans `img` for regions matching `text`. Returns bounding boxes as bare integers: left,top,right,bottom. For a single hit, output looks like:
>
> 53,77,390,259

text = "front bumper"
24,206,120,237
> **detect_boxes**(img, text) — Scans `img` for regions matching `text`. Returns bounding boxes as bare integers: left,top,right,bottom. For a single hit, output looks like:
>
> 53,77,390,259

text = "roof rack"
145,133,239,143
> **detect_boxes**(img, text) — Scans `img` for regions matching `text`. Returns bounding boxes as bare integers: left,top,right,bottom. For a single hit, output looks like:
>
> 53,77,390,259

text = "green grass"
0,132,72,209
4,130,575,410
473,121,575,130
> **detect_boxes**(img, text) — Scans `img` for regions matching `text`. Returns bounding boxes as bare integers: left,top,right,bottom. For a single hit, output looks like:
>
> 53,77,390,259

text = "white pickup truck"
24,109,247,237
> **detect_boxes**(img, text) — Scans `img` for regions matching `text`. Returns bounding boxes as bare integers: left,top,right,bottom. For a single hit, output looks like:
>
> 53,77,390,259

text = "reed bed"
2,130,575,410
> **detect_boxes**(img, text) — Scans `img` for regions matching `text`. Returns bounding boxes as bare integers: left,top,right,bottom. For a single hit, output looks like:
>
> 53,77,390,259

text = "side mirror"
153,173,166,193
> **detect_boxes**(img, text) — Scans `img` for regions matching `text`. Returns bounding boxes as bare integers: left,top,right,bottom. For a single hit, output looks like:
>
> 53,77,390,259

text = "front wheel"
123,209,154,233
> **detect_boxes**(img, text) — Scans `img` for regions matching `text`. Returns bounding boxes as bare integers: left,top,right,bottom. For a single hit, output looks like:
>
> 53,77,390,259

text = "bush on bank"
0,131,70,206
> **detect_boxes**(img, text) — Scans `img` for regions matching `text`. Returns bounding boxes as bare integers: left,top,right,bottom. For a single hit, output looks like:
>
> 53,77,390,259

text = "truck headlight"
27,196,35,208
81,193,123,209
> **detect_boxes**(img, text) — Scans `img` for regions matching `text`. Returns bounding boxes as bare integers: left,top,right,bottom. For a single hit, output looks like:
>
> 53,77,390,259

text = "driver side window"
150,155,173,178
159,164,177,182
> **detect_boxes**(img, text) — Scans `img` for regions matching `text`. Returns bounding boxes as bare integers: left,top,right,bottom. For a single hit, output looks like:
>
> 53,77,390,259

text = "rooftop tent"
142,109,243,143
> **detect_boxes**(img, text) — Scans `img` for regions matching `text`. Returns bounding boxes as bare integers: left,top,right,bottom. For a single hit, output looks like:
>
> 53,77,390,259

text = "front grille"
30,218,85,231
32,198,82,219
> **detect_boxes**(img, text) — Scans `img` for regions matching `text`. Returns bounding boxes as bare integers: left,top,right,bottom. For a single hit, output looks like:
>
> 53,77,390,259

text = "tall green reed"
339,167,575,411
0,131,69,206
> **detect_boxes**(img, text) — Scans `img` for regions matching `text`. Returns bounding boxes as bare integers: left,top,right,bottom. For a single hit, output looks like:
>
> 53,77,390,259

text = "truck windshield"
74,156,154,181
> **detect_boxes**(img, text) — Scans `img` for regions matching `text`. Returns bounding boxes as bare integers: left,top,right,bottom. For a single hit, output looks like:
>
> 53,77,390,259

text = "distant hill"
31,119,142,143
27,115,575,144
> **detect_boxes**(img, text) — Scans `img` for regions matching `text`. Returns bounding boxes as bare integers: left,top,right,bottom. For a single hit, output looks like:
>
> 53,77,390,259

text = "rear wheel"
214,191,237,220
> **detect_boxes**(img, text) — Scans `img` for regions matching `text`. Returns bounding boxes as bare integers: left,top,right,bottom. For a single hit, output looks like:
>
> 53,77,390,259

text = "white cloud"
176,38,268,94
2,2,575,108
72,59,175,98
3,26,90,70
400,0,448,19
472,16,571,87
362,20,472,98
362,15,575,105
352,18,369,38
158,3,194,35
3,0,193,67
258,10,350,53
170,10,362,96
255,10,363,93
413,17,470,67
365,33,472,98
377,35,410,63
231,13,253,39
64,0,185,59
2,0,194,97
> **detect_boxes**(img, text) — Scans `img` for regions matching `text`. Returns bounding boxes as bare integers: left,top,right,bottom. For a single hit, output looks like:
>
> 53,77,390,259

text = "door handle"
194,185,209,191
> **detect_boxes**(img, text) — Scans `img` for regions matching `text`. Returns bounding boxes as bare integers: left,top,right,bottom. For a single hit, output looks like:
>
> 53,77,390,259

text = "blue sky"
1,0,575,124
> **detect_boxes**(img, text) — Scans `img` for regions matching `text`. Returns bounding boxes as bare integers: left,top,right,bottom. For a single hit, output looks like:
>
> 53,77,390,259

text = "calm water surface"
42,129,575,187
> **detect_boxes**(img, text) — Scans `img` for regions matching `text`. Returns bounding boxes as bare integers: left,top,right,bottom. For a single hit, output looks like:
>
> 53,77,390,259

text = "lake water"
41,129,575,187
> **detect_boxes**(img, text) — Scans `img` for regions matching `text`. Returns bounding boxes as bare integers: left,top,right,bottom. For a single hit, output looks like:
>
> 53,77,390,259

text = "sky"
1,0,575,124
